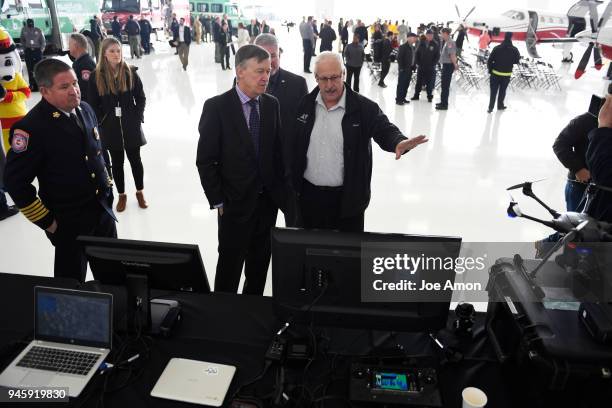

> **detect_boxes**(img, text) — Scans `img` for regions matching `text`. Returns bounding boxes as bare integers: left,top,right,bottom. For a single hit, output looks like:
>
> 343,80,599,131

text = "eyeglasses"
315,74,343,83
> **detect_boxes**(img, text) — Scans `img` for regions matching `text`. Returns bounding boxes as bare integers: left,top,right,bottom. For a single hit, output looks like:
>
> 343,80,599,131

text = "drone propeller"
506,178,547,191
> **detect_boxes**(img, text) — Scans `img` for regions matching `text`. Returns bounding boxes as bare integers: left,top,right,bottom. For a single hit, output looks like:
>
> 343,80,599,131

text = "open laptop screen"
34,286,112,349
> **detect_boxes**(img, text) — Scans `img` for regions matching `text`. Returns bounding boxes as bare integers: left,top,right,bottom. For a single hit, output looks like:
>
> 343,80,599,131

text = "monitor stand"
149,298,182,336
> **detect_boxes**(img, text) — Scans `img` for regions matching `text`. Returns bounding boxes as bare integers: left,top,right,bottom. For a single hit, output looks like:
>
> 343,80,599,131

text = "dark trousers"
303,39,313,71
439,63,454,107
379,60,390,84
346,65,362,92
45,201,117,282
215,191,278,295
109,147,144,194
299,179,364,232
413,68,434,98
221,46,231,69
140,33,151,54
24,48,43,90
396,68,413,102
488,74,511,110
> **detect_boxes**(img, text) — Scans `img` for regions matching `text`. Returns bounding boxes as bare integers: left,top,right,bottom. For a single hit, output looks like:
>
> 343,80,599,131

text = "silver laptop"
0,286,112,397
151,358,236,407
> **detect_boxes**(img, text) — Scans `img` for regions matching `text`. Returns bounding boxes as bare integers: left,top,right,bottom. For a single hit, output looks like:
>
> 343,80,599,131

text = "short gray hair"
235,44,270,69
313,51,344,75
254,33,278,49
69,33,88,50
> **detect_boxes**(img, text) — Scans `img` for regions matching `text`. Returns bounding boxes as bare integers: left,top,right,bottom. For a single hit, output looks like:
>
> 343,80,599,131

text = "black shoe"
403,99,411,104
427,96,433,102
378,82,387,88
435,105,448,110
183,66,187,71
498,105,507,111
487,108,493,113
410,96,419,101
304,69,312,73
0,205,18,221
396,100,405,105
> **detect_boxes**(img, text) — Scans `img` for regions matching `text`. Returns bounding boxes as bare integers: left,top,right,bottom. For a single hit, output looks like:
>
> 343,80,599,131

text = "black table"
0,272,519,408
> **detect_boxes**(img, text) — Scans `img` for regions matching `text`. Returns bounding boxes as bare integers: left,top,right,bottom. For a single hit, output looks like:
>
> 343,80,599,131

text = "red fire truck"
101,0,191,41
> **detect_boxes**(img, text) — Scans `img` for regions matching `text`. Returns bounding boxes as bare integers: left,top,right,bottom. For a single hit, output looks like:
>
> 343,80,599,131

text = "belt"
303,178,343,192
492,69,512,76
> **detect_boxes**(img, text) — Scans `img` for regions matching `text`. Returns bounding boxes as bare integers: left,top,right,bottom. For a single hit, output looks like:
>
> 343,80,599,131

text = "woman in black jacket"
88,37,147,212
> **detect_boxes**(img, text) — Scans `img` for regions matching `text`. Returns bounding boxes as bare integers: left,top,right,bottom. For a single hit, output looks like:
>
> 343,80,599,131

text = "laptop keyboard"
16,346,100,376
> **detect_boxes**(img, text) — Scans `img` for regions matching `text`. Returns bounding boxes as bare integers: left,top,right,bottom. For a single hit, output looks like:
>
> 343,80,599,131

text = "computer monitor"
78,236,210,331
271,228,462,332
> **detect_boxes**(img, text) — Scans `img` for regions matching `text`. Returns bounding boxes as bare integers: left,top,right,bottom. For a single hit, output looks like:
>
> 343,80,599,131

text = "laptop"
151,358,236,407
0,286,112,397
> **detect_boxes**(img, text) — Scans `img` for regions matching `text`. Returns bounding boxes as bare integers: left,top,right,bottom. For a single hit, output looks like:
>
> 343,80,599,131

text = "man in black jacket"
291,52,428,232
138,16,152,55
378,31,393,88
4,59,117,282
553,111,597,212
585,96,612,222
172,18,191,70
125,15,141,59
197,45,286,295
254,34,308,226
411,30,439,102
355,20,368,49
487,32,520,113
396,32,417,105
319,20,336,52
68,33,96,104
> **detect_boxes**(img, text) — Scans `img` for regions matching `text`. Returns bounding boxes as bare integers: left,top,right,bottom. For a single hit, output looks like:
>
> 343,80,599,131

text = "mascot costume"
0,27,30,155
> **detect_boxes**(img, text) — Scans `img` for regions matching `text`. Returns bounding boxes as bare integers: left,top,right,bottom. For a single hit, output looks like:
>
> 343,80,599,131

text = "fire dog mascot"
0,27,31,154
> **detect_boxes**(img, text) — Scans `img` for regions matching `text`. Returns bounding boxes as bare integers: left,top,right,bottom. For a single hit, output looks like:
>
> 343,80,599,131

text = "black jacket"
111,20,121,38
397,42,414,71
125,19,140,36
487,41,520,74
218,30,231,48
415,40,440,70
586,127,612,222
87,67,147,151
372,31,383,62
172,24,192,45
553,112,597,180
196,88,286,218
381,38,392,62
355,26,368,44
319,25,336,51
4,99,115,230
139,19,152,36
246,24,260,38
291,86,407,218
73,53,96,104
90,19,103,40
340,26,349,42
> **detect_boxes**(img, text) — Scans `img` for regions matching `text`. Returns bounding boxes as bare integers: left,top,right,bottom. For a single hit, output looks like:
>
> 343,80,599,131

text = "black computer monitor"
271,228,462,332
78,236,210,331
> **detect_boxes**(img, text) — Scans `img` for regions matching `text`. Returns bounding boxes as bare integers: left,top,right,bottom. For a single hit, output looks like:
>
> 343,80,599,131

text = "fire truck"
101,0,190,41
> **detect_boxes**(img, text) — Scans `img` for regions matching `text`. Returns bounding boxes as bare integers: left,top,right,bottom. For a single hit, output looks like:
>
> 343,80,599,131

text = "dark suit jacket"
196,88,286,219
172,25,192,45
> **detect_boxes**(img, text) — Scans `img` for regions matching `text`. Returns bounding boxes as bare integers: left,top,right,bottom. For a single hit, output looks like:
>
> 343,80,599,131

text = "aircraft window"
211,3,223,13
189,3,194,11
502,10,517,18
515,12,525,20
197,4,209,12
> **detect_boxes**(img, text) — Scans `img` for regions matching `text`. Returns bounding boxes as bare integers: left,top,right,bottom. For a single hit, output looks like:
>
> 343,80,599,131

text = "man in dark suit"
254,33,308,226
172,17,192,70
291,52,428,232
4,59,117,282
197,45,286,295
